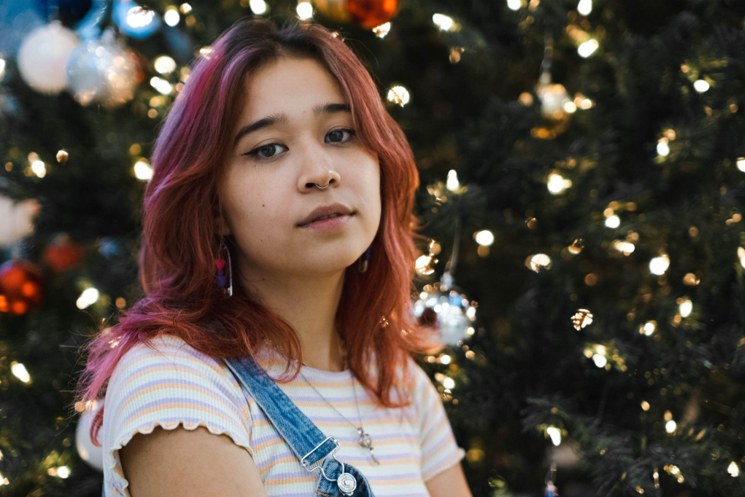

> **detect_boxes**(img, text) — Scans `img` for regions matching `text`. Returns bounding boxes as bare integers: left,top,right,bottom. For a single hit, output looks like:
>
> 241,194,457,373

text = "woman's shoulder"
101,334,256,496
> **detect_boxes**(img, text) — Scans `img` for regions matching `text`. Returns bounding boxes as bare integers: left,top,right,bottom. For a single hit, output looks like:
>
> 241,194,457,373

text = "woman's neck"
237,262,347,373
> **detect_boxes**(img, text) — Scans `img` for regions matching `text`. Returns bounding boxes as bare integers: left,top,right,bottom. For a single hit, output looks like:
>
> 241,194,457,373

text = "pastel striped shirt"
101,334,466,496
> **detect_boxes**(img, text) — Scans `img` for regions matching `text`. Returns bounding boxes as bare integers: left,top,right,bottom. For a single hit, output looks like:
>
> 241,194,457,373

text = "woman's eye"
326,128,356,143
244,143,287,161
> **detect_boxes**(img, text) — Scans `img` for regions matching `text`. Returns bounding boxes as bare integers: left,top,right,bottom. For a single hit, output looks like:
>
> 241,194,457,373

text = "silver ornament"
66,28,137,108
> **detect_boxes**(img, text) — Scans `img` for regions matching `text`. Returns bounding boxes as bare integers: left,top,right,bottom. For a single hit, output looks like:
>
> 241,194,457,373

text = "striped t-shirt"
101,334,466,496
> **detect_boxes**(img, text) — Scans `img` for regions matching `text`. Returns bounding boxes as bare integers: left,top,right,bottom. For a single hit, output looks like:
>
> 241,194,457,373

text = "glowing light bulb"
506,0,521,10
134,159,153,181
446,169,460,191
386,85,410,107
693,80,710,93
649,255,670,275
678,298,692,318
605,215,620,228
11,362,31,383
432,13,455,31
296,2,313,19
474,230,494,246
577,0,592,15
546,426,562,446
250,0,268,14
76,287,100,309
163,8,180,26
578,39,599,58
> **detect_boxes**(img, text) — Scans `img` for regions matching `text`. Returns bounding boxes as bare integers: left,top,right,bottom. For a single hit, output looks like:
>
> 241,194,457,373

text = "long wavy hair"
73,16,443,447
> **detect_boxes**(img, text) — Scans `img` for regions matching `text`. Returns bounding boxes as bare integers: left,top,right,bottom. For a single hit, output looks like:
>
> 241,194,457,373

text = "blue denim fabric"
101,352,375,497
223,354,376,497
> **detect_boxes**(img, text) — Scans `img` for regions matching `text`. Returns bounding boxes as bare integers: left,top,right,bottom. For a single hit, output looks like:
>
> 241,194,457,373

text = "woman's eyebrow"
233,102,350,147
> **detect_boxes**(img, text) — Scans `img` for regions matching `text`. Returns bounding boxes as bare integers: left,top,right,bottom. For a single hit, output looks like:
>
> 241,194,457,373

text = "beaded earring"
215,236,233,296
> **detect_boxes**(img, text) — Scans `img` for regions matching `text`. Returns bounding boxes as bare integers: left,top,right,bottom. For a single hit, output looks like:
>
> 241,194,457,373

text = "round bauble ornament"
43,233,83,273
0,197,40,247
66,28,138,107
412,272,476,346
17,21,81,95
315,0,399,29
532,71,572,139
76,398,104,471
0,259,45,315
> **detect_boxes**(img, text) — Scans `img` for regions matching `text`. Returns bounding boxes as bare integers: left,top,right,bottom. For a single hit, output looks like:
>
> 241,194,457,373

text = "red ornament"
348,0,398,28
42,234,84,273
0,259,45,315
315,0,399,29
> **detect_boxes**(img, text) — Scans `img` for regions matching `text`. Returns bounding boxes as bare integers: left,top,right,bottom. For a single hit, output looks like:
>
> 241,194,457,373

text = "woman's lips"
298,213,354,231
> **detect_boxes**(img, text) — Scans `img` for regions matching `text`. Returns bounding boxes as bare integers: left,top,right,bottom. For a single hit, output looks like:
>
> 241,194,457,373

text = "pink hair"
72,17,442,447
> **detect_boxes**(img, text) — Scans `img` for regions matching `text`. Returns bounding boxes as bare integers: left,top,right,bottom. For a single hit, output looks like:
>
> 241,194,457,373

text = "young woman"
74,17,471,497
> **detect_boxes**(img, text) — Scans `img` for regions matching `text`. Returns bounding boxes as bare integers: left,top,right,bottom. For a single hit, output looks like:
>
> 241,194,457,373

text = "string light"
605,214,620,228
446,169,460,191
249,0,268,15
31,159,46,178
571,309,593,330
678,298,692,318
432,13,457,31
649,254,670,275
577,0,592,15
547,170,572,194
150,76,173,94
657,137,670,157
639,321,656,336
372,22,391,38
11,362,31,383
506,0,521,11
76,287,100,309
546,426,562,446
163,6,180,26
474,230,494,246
577,39,599,58
154,55,176,74
133,158,153,181
693,79,710,92
296,2,313,20
386,85,410,107
526,253,551,272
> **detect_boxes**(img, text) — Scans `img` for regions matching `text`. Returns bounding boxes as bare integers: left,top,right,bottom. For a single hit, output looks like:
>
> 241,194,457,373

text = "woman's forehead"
242,57,345,117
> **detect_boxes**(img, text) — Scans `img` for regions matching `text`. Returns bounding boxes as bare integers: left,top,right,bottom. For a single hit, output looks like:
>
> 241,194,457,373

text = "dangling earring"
358,246,372,273
215,236,233,296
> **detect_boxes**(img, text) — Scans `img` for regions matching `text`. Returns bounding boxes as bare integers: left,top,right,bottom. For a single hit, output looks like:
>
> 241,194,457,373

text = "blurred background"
1,0,745,496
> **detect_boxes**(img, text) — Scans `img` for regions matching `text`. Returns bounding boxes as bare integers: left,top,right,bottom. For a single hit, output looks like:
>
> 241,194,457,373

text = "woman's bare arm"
119,425,267,497
425,461,473,497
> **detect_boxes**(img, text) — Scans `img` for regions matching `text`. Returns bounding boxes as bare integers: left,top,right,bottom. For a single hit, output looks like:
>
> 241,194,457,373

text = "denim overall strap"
223,354,375,497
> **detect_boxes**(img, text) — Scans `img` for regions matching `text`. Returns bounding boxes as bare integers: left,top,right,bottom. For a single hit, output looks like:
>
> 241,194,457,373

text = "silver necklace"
299,338,380,465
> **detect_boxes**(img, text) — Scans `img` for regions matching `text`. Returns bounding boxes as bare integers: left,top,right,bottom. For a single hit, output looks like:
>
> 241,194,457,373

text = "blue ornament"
112,0,161,39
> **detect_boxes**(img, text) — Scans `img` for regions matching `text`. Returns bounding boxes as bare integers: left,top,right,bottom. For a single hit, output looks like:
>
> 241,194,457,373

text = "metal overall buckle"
300,436,358,496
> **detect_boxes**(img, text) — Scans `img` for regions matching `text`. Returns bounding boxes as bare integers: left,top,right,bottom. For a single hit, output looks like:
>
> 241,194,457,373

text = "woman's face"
218,56,381,282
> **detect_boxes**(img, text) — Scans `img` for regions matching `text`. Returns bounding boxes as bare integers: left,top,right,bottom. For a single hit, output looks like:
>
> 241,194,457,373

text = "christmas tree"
1,0,744,496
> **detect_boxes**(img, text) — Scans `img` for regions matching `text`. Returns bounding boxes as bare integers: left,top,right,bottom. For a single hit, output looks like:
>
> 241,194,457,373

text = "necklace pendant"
357,428,372,448
337,471,357,496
